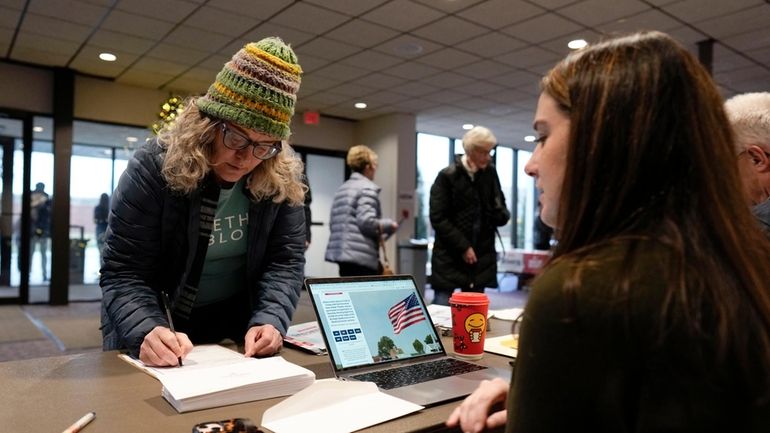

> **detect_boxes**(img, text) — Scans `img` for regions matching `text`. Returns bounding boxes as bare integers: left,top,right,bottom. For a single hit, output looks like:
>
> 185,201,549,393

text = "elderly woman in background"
325,145,398,276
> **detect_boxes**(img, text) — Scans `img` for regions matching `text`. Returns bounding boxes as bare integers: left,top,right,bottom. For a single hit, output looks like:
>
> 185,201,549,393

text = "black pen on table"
161,291,183,367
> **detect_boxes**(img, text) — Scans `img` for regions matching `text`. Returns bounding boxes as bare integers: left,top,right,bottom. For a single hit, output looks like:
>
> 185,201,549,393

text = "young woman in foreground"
447,31,770,433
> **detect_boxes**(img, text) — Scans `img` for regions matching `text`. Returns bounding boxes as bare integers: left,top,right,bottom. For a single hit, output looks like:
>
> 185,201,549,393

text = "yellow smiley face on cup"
465,313,486,333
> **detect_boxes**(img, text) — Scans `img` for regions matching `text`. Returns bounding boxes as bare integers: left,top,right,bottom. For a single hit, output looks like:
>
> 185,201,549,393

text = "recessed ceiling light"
568,39,588,50
524,135,536,142
126,136,138,142
99,52,117,62
462,124,474,130
33,126,43,132
354,102,367,109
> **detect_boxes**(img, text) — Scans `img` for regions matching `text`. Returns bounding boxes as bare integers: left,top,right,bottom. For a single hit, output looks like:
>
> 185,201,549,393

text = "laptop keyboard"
350,358,487,390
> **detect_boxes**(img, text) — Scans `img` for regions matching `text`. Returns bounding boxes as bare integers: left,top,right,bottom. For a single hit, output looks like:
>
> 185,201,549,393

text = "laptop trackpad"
383,367,512,407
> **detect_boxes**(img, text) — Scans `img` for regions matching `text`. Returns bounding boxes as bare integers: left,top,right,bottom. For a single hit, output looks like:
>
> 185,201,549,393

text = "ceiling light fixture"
99,52,117,62
567,39,588,50
524,135,536,142
462,124,474,130
354,102,367,109
126,136,138,142
33,126,43,132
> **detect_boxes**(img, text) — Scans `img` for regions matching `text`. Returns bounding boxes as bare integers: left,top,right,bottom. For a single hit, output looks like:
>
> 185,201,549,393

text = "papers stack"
283,321,327,355
120,345,315,413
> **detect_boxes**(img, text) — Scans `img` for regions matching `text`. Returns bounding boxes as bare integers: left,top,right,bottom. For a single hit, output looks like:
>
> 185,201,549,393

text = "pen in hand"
161,291,183,367
62,411,95,433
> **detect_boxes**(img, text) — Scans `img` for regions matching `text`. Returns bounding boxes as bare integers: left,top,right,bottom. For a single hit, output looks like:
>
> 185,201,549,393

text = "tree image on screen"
413,339,425,354
378,336,403,359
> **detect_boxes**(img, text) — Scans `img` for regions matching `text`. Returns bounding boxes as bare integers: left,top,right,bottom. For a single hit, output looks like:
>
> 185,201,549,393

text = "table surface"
0,314,514,432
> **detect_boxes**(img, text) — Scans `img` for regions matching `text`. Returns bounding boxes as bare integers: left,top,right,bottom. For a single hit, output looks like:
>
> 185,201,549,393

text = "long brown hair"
541,31,770,391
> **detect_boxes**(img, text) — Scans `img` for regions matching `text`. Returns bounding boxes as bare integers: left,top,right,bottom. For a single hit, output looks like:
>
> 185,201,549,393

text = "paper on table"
426,304,452,328
484,334,518,358
261,379,423,433
489,307,524,321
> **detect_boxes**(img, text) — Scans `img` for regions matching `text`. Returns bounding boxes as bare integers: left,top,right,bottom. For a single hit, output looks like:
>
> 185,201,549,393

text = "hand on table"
446,377,509,433
139,326,193,367
244,324,283,357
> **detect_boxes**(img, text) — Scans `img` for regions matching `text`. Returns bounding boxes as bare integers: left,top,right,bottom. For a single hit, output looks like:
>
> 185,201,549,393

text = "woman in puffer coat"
100,37,307,367
325,145,398,276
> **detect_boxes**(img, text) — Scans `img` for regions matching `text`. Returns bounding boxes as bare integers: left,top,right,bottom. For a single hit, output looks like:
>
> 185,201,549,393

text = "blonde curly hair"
157,98,306,206
346,145,377,173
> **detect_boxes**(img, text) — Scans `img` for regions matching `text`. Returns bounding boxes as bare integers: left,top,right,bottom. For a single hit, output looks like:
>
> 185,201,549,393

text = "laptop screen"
306,276,446,372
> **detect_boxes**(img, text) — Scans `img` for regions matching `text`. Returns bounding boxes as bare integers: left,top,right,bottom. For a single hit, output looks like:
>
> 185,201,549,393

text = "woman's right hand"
445,377,509,433
139,326,193,366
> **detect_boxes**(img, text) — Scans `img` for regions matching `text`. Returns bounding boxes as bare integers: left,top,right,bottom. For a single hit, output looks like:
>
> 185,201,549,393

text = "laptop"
304,274,511,406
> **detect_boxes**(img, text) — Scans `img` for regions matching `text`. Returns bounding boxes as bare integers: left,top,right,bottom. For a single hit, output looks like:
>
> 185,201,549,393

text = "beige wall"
0,62,52,114
290,115,354,153
74,76,170,126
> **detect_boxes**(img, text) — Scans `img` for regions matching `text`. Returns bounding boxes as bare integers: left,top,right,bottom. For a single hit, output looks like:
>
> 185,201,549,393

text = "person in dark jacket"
100,37,307,367
429,126,510,305
325,145,397,276
93,192,109,267
447,31,770,433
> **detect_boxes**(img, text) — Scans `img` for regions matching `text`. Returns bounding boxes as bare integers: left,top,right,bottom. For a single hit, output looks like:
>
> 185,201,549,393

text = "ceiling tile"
341,50,402,71
102,9,176,41
362,90,411,105
712,46,755,74
89,29,156,55
361,0,445,32
270,2,350,34
456,31,527,57
694,5,770,39
557,0,649,26
297,74,344,94
497,45,562,68
412,0,485,13
197,53,231,71
241,22,316,47
661,0,764,24
292,52,331,74
184,5,261,37
118,68,177,89
351,72,408,90
164,25,231,52
381,62,439,80
164,76,210,94
396,98,436,112
207,0,294,20
538,29,602,54
416,47,480,70
70,46,139,77
427,71,477,88
412,16,488,46
536,0,586,9
303,0,389,16
501,13,582,44
325,20,399,49
422,89,469,104
130,56,189,76
313,62,370,81
373,35,442,59
0,6,21,28
323,82,375,98
721,27,770,52
295,37,360,61
0,0,25,9
146,43,209,65
595,9,681,34
28,0,107,26
459,0,546,29
116,0,199,24
11,45,73,66
486,69,541,88
456,60,514,80
664,25,709,50
461,80,505,97
13,32,79,59
391,80,440,97
20,12,92,42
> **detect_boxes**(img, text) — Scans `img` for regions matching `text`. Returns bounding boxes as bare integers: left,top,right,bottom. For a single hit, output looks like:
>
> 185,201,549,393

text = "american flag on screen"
388,293,426,334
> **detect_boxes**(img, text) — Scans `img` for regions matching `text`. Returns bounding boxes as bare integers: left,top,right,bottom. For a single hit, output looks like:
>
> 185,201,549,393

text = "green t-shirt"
196,180,250,306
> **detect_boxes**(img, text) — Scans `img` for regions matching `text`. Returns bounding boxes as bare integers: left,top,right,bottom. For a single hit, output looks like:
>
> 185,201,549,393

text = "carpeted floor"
0,306,46,343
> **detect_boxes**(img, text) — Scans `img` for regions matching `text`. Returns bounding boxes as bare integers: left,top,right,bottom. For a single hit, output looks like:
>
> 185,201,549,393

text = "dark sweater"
506,240,770,433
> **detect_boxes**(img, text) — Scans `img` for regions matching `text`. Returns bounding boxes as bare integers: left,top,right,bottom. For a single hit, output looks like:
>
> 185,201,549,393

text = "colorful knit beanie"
197,37,302,140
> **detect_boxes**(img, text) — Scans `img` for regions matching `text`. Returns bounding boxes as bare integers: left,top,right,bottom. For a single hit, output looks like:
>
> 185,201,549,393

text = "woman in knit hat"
100,37,306,367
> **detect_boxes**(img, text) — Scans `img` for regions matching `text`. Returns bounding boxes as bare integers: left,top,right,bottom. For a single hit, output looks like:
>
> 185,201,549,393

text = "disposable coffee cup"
449,292,489,360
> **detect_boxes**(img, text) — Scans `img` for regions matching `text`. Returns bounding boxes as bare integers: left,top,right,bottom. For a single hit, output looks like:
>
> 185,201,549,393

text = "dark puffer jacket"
429,157,510,292
100,140,306,357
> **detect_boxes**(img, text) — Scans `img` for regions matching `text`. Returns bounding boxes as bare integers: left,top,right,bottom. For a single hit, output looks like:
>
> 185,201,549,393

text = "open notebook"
305,275,511,406
119,345,315,412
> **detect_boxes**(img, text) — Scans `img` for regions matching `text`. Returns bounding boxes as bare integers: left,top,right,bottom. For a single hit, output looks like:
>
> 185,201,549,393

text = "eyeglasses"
219,123,282,160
